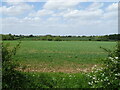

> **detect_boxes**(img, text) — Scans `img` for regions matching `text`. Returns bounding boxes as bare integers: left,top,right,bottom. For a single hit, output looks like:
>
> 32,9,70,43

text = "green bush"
2,42,27,88
88,42,120,88
2,42,38,89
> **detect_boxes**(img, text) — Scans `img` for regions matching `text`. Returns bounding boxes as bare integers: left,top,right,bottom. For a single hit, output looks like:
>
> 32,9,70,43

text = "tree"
54,36,61,41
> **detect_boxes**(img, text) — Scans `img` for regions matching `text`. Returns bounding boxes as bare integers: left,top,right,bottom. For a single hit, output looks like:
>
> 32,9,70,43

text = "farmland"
3,40,119,88
5,41,116,73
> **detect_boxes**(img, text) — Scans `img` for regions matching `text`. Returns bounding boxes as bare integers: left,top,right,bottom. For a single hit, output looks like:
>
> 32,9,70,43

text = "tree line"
1,34,120,41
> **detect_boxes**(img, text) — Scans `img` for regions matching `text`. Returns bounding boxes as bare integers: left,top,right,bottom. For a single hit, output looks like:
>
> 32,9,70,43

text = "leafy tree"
29,34,34,37
54,36,61,41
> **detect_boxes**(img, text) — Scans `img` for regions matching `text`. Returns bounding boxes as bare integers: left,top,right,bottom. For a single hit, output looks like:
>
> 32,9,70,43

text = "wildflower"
105,77,108,79
102,73,104,77
109,57,114,60
115,57,118,59
93,77,96,80
91,81,93,84
95,80,97,83
88,82,92,85
69,75,72,77
118,73,120,76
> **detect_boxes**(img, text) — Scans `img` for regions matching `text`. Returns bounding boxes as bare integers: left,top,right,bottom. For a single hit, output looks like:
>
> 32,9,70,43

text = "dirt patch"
16,63,101,73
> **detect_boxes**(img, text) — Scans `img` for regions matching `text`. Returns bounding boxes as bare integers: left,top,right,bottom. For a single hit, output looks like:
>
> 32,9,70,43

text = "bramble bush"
2,42,37,88
88,42,120,88
2,42,25,88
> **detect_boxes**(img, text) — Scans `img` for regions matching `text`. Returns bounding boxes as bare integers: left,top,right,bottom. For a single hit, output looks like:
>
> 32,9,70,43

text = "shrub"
88,42,120,88
54,37,62,41
2,42,26,88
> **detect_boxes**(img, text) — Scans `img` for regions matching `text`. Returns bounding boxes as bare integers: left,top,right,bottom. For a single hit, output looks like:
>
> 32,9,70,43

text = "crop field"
5,41,116,73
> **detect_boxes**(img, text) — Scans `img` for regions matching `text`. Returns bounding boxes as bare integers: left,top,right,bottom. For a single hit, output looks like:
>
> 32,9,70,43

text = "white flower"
88,82,92,85
115,57,118,59
118,73,120,76
115,73,120,76
109,57,114,60
94,65,97,67
93,77,96,80
102,73,104,77
105,77,108,79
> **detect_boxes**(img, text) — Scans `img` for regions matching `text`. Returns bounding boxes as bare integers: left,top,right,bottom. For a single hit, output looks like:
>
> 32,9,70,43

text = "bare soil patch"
16,63,101,73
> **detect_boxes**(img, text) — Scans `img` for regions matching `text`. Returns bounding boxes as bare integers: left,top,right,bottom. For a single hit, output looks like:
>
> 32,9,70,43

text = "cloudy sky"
0,1,118,36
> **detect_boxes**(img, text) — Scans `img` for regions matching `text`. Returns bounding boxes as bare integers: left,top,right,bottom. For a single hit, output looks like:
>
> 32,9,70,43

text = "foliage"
88,42,120,88
2,42,39,88
2,41,25,88
53,36,62,41
18,72,90,88
2,34,15,40
2,34,120,41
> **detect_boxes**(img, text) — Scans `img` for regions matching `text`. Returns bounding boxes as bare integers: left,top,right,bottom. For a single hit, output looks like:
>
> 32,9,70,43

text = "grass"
4,41,116,73
3,41,117,88
18,72,91,88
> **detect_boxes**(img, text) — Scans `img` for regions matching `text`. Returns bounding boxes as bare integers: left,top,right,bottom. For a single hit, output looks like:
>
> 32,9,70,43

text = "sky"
0,0,118,36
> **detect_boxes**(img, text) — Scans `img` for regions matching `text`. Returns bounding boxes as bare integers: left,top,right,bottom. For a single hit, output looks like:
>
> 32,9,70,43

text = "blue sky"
0,1,118,36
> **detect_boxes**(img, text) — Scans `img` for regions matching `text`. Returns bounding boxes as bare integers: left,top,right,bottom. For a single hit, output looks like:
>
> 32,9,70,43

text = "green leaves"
88,42,120,88
2,42,22,88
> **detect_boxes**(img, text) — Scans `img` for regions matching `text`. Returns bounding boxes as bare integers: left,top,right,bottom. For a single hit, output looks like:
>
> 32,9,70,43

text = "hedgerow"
88,42,120,88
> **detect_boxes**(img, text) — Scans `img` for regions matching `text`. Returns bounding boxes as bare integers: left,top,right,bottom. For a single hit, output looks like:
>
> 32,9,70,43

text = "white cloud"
3,0,120,2
0,2,34,16
62,9,103,20
1,2,118,35
103,3,118,19
2,16,117,35
29,9,53,17
103,11,118,19
60,3,104,20
43,0,80,10
106,3,118,11
3,0,42,2
87,2,104,11
29,2,104,21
